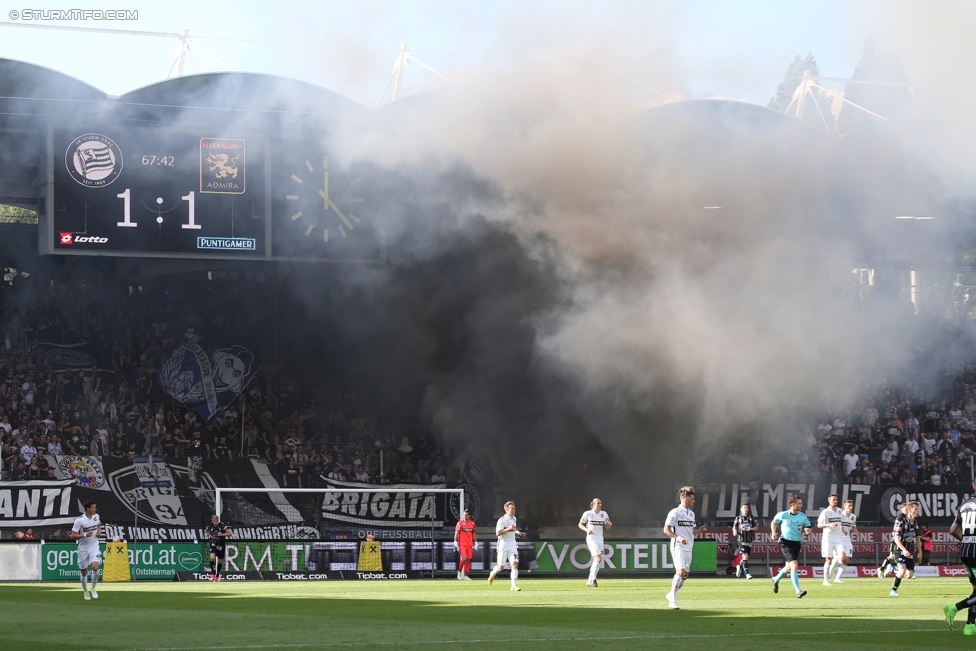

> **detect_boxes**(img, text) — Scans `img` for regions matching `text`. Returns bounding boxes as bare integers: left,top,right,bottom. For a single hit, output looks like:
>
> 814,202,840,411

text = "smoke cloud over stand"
4,4,976,523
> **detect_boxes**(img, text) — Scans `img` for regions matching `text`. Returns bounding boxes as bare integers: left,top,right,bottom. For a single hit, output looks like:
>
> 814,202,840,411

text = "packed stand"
0,268,460,488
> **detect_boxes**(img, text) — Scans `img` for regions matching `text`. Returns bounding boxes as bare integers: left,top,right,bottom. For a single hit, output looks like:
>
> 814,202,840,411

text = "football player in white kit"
578,498,612,587
830,498,857,583
69,501,102,600
817,493,845,586
663,486,706,610
488,501,527,591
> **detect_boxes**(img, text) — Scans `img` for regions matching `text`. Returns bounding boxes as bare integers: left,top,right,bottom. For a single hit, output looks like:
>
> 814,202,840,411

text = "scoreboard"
43,126,384,263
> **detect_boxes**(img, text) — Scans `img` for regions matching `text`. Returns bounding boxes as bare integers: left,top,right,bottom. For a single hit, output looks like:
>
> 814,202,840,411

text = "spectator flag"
156,340,259,421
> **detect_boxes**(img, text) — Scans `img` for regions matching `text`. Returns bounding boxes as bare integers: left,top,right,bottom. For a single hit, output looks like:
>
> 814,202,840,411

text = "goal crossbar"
214,487,464,522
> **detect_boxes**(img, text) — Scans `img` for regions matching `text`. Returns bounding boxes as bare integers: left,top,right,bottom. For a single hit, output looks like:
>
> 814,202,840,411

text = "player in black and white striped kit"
945,482,976,635
731,503,756,580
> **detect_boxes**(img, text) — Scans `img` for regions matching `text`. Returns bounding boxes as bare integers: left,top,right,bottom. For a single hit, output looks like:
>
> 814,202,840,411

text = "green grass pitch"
0,577,969,650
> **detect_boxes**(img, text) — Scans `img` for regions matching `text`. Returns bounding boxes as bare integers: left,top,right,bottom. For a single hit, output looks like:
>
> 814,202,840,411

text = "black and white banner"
697,481,974,525
0,479,75,528
320,479,449,528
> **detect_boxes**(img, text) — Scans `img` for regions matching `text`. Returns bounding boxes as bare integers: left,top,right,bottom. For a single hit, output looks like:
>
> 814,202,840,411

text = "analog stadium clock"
283,155,366,244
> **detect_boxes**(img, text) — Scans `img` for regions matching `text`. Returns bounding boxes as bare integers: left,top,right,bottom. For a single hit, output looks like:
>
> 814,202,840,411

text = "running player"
454,509,477,580
206,514,232,581
771,494,812,599
945,481,976,635
663,486,706,610
488,501,526,591
817,493,844,586
831,499,857,583
732,503,757,580
889,501,921,596
579,498,612,587
69,501,102,601
877,550,898,578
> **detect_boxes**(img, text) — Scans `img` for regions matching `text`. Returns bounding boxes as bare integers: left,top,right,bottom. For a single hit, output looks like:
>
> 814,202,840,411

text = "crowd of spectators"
0,266,460,487
806,386,976,487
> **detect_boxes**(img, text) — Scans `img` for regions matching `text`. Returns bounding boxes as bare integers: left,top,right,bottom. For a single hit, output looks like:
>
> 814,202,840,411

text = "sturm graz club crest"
108,461,215,526
449,483,480,522
65,133,123,188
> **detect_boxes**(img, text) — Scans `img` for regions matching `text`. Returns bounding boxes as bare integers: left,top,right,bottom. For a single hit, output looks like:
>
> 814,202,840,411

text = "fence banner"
173,570,422,581
787,565,946,578
696,482,975,526
531,540,716,573
40,542,206,580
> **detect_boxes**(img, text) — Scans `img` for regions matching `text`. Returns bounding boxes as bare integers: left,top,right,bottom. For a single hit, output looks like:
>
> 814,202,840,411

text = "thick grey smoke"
8,4,976,522
303,11,976,519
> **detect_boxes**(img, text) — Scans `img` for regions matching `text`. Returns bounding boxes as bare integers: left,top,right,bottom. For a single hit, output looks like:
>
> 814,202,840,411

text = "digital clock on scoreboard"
49,128,267,258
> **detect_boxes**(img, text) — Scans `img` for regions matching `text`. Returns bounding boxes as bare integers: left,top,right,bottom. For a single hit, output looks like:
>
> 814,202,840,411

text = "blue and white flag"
156,341,259,421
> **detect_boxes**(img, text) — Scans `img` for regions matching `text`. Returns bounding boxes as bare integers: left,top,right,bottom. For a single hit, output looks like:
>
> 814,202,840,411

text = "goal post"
203,487,477,577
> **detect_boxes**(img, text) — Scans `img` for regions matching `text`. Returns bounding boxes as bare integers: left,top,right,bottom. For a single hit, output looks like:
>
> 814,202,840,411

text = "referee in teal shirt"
771,494,813,598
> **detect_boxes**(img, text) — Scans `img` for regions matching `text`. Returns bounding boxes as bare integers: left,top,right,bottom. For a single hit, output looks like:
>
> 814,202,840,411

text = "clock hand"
317,191,354,230
322,168,329,210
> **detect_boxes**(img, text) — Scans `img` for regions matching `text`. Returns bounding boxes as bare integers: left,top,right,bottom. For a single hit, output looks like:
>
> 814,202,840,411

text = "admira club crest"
66,133,123,188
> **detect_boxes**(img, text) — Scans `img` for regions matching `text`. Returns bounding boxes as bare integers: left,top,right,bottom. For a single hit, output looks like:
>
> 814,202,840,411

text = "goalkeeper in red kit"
454,509,478,580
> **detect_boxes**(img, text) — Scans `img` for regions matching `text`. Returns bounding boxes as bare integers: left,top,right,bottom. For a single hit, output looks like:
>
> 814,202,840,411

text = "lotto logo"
60,233,109,245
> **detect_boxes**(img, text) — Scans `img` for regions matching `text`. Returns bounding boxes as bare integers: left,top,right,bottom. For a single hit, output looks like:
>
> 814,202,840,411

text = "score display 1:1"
115,188,200,229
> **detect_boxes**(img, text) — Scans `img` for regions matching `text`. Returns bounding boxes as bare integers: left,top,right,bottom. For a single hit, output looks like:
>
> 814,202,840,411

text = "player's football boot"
944,604,958,630
461,575,472,580
797,590,807,599
772,579,779,594
833,578,843,584
745,574,753,580
964,624,976,636
83,591,91,601
488,573,495,585
90,590,98,599
889,589,899,597
822,580,830,586
457,572,463,580
876,567,884,579
667,597,679,610
592,579,598,587
735,565,742,578
510,586,521,592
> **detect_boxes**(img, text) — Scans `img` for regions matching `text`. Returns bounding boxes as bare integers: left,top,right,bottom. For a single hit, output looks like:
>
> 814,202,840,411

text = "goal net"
208,486,467,575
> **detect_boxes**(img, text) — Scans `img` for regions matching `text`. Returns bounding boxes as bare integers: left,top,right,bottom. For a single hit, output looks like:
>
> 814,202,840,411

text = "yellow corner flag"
103,541,131,582
357,539,382,571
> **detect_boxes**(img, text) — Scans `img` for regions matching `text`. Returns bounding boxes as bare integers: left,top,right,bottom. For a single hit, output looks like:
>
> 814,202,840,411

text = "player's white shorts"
821,539,845,559
842,541,853,557
669,541,693,572
78,548,100,568
496,545,519,567
586,537,604,557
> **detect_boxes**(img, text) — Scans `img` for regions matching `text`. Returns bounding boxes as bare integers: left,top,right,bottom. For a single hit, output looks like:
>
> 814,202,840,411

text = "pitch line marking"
118,628,949,651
